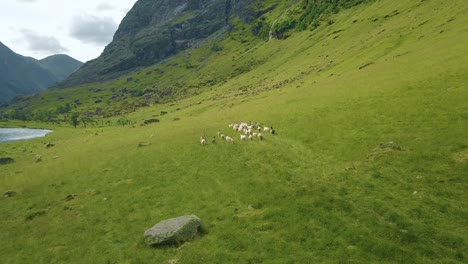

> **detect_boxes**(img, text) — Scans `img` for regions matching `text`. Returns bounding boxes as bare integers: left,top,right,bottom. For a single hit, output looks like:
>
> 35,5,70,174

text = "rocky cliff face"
62,0,258,87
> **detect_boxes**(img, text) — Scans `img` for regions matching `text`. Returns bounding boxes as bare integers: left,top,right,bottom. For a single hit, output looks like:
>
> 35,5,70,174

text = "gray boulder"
144,215,202,247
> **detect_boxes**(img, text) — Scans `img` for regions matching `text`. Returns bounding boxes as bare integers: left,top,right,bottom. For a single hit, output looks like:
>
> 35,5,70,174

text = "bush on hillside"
271,0,369,39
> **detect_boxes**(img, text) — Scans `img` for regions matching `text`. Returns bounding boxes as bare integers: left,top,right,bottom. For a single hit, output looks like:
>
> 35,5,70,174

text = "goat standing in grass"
270,126,275,135
257,133,263,141
225,136,234,143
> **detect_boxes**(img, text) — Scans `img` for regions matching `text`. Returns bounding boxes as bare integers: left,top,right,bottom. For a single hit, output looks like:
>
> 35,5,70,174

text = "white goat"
257,133,263,141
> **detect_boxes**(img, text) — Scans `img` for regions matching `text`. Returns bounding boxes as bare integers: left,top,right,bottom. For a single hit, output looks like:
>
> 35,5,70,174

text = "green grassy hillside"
1,0,468,263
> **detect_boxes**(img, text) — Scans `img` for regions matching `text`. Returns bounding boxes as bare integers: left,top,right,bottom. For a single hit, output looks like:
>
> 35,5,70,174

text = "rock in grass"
138,142,152,147
377,141,402,151
25,210,46,221
44,142,55,148
144,215,202,247
3,191,17,198
0,157,14,165
367,141,403,159
63,194,76,201
143,118,160,125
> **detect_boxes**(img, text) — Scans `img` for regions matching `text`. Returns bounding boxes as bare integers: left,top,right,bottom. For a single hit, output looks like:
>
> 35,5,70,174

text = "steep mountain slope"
0,42,83,104
0,0,467,262
60,0,278,87
0,42,57,103
5,0,374,120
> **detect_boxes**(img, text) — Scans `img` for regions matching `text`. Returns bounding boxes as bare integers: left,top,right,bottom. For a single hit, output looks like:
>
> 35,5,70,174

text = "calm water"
0,128,53,143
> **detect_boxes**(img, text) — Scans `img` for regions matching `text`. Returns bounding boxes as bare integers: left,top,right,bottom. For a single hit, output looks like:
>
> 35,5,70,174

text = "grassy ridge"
1,0,468,263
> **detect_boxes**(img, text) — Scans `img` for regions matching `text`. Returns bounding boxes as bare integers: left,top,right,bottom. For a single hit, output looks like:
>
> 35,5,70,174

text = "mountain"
37,54,83,81
0,42,83,103
1,0,381,119
60,0,261,87
0,42,57,103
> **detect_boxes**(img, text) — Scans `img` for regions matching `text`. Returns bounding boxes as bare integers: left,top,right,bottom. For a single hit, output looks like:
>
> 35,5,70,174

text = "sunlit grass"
1,0,468,263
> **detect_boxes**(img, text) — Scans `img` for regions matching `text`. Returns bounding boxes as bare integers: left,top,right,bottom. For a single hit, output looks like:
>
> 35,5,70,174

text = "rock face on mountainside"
144,215,202,246
61,0,260,87
0,42,83,103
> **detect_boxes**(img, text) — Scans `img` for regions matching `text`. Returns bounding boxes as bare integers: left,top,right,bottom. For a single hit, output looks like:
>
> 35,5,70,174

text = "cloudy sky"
0,0,138,62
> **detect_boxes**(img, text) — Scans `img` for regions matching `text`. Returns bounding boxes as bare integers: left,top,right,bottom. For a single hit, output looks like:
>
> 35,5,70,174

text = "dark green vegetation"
0,42,83,104
1,0,468,263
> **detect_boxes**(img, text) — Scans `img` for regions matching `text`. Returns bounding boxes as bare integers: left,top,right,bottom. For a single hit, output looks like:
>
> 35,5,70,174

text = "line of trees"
0,103,96,128
0,104,136,129
252,0,369,39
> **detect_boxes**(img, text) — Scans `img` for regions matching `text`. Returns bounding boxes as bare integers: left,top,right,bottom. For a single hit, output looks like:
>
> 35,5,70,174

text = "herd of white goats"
200,122,275,145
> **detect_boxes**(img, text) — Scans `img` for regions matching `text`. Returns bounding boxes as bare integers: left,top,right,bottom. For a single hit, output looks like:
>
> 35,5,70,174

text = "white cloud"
20,29,69,54
96,2,115,12
70,15,117,45
0,0,137,61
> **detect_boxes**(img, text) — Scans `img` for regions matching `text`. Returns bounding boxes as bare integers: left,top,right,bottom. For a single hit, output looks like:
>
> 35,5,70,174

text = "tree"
80,113,95,128
70,112,80,128
2,109,17,120
56,103,71,114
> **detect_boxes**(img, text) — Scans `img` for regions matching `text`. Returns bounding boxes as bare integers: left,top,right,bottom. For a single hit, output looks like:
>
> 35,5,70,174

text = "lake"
0,128,53,143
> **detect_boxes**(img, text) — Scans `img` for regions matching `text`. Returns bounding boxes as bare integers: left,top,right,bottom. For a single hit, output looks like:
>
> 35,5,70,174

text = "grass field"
1,0,468,263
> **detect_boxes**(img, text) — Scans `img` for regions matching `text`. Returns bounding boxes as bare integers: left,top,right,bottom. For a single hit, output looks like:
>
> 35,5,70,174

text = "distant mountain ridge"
0,42,83,103
38,54,84,81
